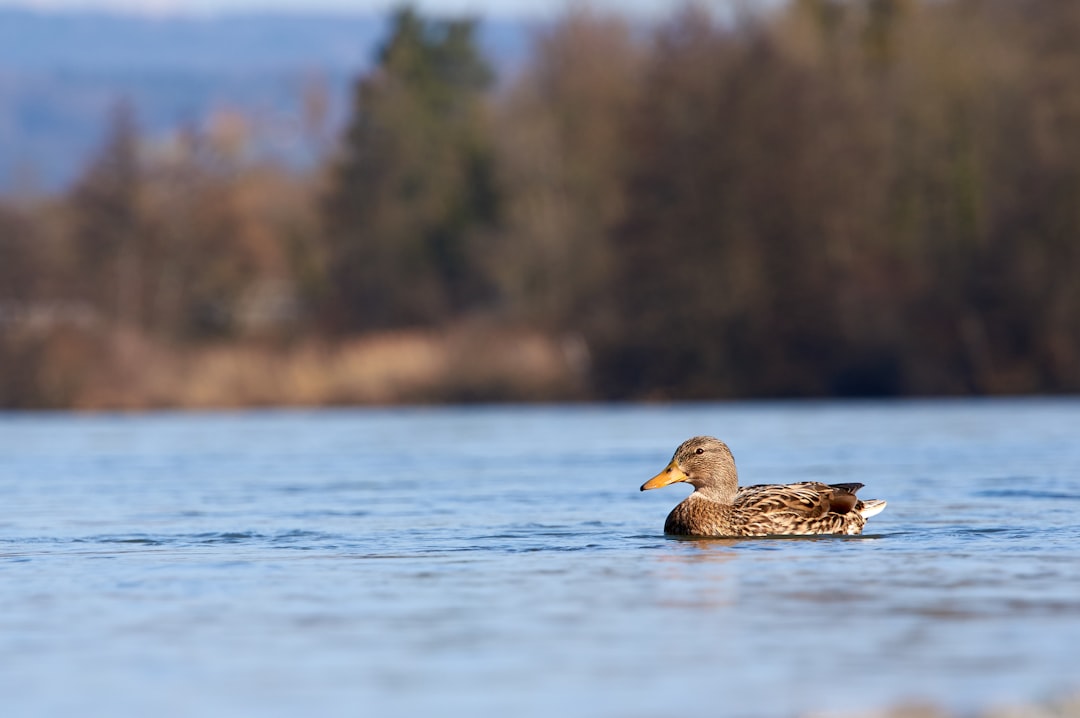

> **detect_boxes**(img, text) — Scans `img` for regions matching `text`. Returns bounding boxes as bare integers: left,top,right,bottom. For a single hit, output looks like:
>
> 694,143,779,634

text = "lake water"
2,399,1079,717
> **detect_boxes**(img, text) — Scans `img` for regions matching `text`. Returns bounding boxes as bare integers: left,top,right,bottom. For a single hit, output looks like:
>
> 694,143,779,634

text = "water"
2,399,1079,717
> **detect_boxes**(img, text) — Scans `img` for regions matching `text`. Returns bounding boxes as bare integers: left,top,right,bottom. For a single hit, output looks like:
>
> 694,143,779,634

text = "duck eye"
695,447,704,455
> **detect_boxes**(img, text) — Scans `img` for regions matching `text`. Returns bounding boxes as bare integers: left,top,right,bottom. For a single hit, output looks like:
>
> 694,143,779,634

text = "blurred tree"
68,101,145,328
141,126,266,339
870,0,1072,393
322,6,498,331
595,6,892,398
594,8,742,398
0,203,37,406
957,0,1080,392
493,11,640,332
0,203,39,303
0,202,94,408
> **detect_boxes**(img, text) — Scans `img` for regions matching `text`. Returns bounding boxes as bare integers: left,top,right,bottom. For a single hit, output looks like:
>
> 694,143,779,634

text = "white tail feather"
859,499,887,518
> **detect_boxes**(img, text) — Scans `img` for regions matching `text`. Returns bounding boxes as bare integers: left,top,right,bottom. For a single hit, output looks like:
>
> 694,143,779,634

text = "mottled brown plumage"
641,436,886,537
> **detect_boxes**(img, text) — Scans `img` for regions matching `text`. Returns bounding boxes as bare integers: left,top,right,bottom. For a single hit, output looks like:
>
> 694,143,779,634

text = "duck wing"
824,483,868,514
735,482,862,518
828,482,865,495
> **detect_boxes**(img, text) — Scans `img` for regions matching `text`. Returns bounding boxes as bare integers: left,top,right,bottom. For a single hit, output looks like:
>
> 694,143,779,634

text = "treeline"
3,0,1080,407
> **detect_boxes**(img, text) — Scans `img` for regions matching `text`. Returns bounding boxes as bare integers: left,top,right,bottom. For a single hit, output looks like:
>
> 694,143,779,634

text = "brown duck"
641,436,886,537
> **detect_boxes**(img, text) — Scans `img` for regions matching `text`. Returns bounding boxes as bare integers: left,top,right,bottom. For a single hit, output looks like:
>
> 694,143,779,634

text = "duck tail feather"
858,499,887,518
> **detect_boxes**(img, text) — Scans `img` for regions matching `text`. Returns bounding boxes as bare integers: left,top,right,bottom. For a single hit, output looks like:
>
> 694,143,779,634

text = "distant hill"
0,8,531,193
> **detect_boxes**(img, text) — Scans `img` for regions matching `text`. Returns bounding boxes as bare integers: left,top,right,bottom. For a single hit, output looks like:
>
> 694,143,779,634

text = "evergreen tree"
322,6,498,331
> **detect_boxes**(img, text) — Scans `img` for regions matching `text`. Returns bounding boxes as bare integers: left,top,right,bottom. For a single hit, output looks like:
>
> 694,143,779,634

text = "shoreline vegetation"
93,324,590,410
5,0,1080,408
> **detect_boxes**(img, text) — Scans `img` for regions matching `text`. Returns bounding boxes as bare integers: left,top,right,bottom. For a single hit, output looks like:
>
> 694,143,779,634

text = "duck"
641,436,886,537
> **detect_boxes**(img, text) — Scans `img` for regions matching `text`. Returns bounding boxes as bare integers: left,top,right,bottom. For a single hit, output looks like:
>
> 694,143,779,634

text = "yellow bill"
640,460,690,491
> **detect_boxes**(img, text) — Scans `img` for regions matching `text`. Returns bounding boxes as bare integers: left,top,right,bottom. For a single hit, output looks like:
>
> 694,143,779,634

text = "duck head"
640,435,739,503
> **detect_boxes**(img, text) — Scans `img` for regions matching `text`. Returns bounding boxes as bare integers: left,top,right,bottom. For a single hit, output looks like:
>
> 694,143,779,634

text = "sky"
0,0,692,19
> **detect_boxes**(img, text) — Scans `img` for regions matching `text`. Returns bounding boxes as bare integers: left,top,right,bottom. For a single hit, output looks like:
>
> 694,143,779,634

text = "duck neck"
691,479,738,505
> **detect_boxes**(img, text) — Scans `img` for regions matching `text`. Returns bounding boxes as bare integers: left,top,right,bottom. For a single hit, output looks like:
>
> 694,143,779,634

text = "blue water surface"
2,399,1079,717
